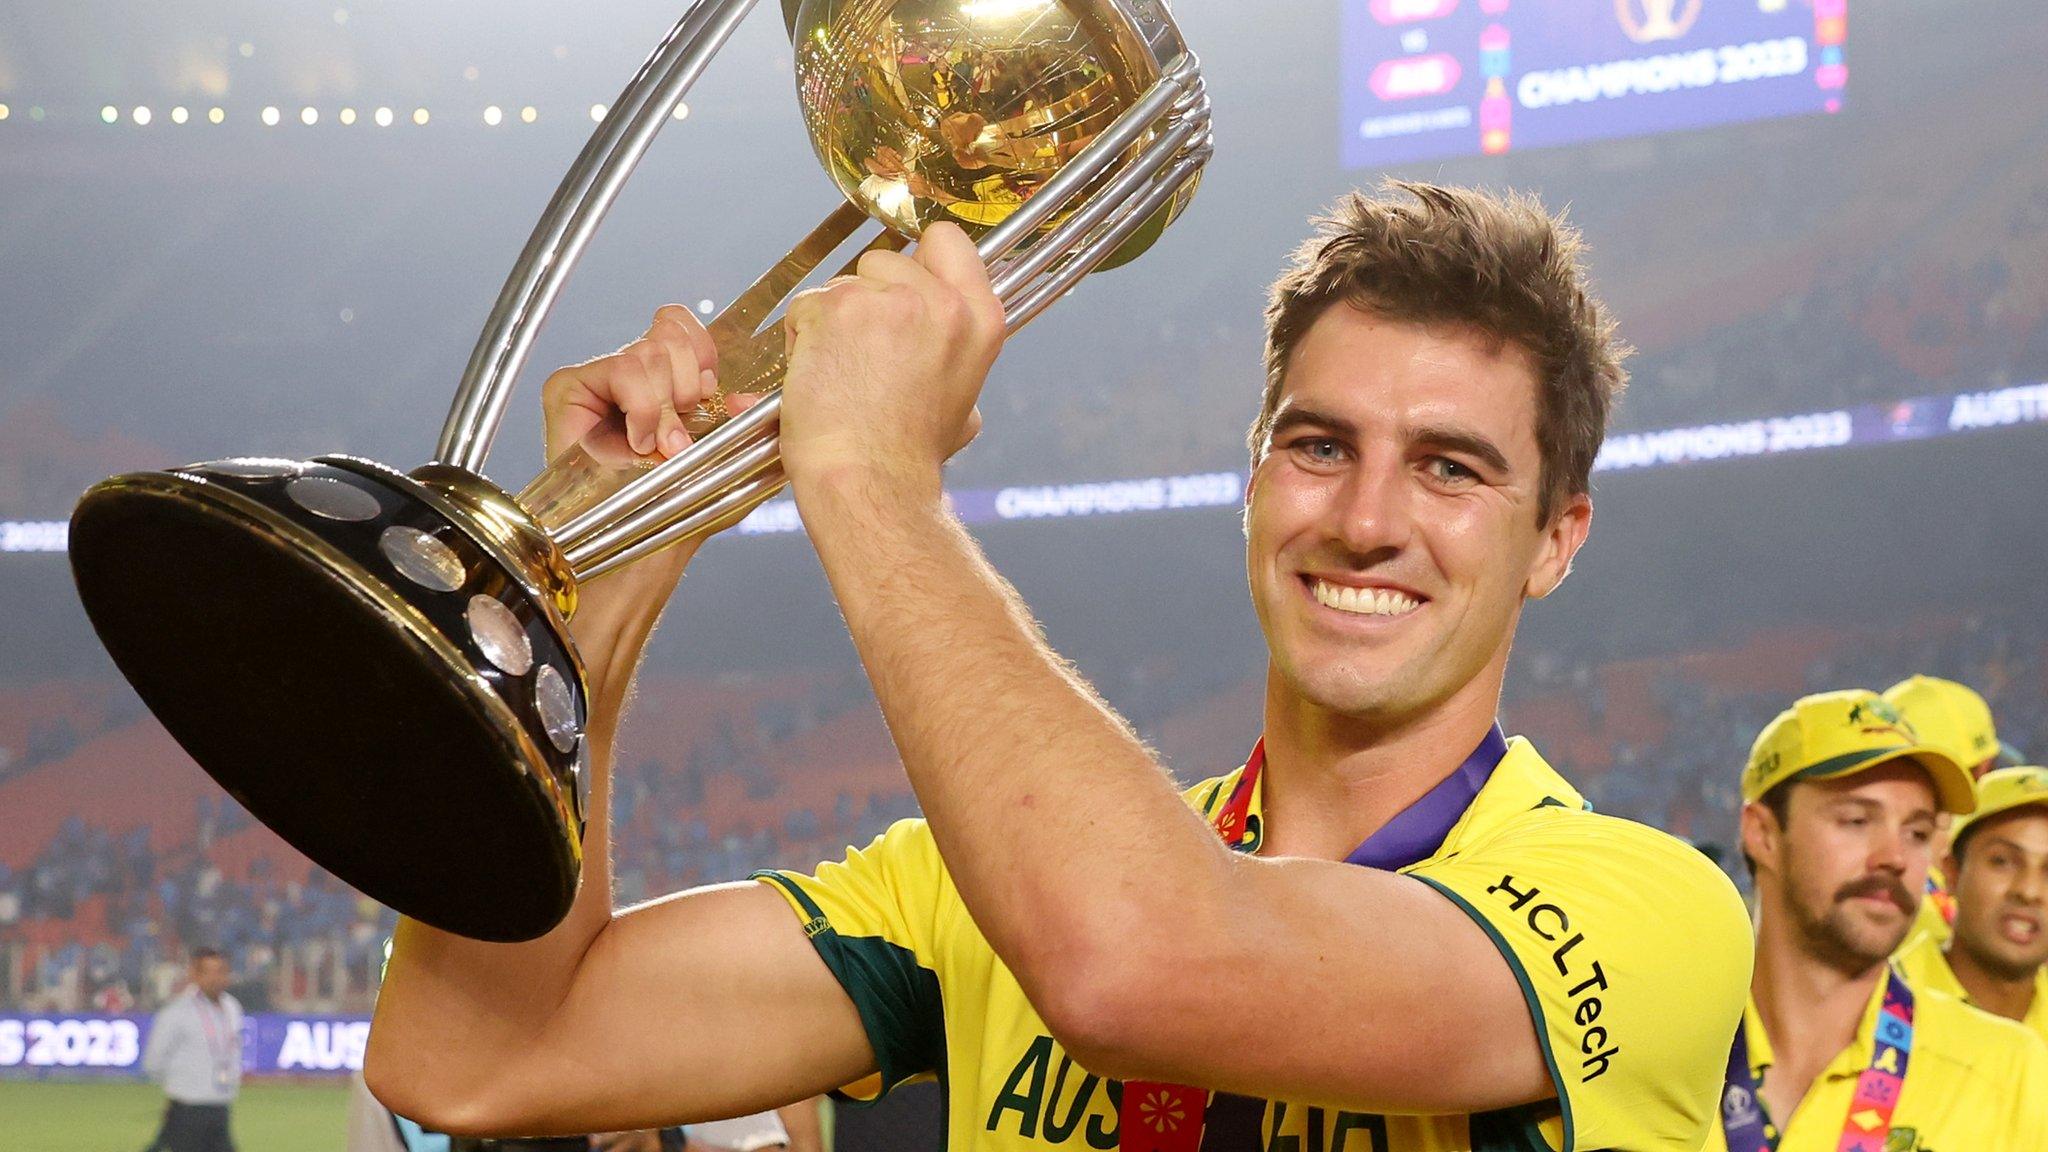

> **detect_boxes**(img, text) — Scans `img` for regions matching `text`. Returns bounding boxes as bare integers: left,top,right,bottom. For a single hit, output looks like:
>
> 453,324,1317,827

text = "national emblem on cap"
1883,674,2000,773
1744,689,1977,815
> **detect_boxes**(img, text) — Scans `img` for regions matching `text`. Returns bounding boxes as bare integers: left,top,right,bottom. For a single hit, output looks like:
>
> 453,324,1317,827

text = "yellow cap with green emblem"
1952,766,2048,840
1744,689,1977,814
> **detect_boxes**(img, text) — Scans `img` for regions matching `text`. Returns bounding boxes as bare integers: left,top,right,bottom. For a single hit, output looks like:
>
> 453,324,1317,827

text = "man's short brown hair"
1251,181,1630,523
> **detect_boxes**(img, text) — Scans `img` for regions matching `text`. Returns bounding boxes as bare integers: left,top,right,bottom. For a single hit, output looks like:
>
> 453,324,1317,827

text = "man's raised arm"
771,224,1749,1120
364,308,874,1137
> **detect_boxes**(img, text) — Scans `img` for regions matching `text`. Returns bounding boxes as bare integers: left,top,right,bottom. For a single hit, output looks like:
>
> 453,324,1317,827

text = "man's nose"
1866,825,1911,874
1330,457,1413,558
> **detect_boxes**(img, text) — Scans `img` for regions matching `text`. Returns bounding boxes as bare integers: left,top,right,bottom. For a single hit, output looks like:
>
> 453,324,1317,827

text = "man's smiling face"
1245,304,1589,727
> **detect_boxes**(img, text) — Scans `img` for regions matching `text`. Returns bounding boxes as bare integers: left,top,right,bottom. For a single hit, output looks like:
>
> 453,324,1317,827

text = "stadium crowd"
1610,169,2048,433
0,804,386,1015
1506,608,2048,879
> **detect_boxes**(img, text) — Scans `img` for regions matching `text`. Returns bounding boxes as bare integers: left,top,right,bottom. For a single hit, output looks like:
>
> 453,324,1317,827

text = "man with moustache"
1896,766,2048,1043
370,185,1757,1150
1712,690,2048,1152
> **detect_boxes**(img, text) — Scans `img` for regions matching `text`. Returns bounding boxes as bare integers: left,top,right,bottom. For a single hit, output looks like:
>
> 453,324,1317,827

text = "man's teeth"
1312,580,1421,617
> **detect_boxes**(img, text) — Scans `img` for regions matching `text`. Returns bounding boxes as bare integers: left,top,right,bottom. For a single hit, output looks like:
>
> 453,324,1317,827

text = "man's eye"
1292,438,1344,463
1426,457,1478,483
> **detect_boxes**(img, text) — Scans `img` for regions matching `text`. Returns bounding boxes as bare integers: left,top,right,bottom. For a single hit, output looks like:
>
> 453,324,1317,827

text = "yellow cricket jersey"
1703,974,2048,1152
754,738,1753,1151
1894,930,2048,1047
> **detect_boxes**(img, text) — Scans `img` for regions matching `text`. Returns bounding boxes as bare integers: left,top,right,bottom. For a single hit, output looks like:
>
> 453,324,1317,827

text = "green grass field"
0,1078,349,1151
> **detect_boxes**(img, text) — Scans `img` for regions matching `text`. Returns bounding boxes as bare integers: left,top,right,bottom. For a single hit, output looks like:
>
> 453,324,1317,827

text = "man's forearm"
367,557,684,1101
798,470,1234,994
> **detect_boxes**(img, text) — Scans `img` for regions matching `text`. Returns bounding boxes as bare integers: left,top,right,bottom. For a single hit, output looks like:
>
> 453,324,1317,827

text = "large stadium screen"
1341,0,1848,168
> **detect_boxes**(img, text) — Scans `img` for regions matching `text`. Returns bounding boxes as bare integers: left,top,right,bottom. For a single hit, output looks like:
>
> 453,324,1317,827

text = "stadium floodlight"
69,0,1212,943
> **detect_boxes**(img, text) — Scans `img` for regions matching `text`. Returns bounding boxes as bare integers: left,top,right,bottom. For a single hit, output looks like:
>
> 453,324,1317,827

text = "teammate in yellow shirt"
1709,690,2048,1152
1895,766,2048,1044
369,184,1755,1151
1883,675,2011,948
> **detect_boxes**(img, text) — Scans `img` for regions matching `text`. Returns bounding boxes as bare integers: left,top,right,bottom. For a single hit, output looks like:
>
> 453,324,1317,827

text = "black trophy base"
69,456,588,943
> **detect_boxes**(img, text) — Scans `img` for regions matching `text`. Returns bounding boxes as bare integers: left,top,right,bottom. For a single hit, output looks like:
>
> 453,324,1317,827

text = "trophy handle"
553,58,1212,580
434,0,1211,579
436,0,764,476
515,203,910,534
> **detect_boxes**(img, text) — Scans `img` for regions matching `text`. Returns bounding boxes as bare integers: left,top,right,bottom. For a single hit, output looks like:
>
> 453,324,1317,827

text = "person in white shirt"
141,947,244,1152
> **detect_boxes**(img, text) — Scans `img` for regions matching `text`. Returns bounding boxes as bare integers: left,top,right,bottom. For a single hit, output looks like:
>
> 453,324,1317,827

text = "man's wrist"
791,458,949,534
568,539,699,718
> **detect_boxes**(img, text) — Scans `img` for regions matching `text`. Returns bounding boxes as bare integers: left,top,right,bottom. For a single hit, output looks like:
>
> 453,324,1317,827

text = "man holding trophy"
367,180,1754,1148
65,0,1753,1148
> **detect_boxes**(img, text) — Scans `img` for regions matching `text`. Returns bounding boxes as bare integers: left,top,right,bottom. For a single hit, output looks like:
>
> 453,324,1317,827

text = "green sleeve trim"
751,870,945,1101
1469,1107,1558,1152
1413,875,1577,1152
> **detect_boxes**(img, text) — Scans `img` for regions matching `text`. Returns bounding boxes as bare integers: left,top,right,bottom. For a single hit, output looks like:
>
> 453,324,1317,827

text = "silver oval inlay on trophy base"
534,664,581,754
287,476,383,522
467,595,533,676
379,526,467,593
204,458,304,480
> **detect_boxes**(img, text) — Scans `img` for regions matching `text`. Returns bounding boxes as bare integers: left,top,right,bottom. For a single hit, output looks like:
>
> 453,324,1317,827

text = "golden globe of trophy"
67,0,1211,941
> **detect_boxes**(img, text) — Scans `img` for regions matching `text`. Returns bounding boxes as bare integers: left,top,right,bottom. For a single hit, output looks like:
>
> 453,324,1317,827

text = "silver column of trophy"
68,0,1211,942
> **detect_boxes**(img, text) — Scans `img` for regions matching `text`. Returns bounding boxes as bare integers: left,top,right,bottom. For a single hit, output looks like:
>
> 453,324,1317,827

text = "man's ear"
1741,799,1784,878
1526,491,1592,600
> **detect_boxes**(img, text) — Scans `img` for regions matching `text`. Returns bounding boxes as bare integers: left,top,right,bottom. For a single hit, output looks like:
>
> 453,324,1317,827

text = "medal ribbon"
1719,969,1915,1152
1720,1023,1775,1152
1117,726,1510,1151
1837,970,1914,1152
193,993,238,1088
